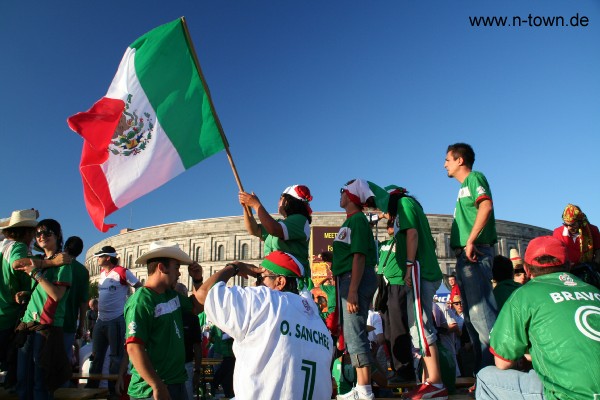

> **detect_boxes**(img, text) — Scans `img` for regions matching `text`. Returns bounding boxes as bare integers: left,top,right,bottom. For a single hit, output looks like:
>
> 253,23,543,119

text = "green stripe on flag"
130,19,225,169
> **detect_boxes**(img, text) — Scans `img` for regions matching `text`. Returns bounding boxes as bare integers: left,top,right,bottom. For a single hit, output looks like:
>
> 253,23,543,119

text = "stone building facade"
84,212,551,288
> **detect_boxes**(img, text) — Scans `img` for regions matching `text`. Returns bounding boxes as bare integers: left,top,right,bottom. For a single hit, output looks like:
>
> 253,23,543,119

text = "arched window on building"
240,243,249,260
195,247,203,262
217,245,224,261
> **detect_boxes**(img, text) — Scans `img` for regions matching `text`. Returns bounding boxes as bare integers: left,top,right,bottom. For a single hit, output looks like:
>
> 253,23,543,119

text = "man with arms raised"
194,250,334,400
477,236,600,399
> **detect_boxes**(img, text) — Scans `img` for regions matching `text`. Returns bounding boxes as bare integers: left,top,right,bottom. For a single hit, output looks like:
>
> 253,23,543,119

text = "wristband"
406,260,415,266
31,269,43,281
226,263,240,276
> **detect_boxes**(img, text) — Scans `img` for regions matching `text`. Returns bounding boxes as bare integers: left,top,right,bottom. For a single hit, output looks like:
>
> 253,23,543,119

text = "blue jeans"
407,279,441,349
338,266,377,368
455,245,498,374
476,366,545,400
87,316,125,393
17,331,53,400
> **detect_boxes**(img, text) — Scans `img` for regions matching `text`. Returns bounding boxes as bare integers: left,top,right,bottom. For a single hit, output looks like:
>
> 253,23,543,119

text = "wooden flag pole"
181,17,253,216
180,16,246,193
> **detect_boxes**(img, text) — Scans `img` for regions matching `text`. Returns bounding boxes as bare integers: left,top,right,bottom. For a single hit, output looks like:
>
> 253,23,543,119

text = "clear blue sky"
2,0,599,255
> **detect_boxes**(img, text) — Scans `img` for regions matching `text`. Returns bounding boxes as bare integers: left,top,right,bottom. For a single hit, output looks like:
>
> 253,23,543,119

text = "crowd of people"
1,142,599,400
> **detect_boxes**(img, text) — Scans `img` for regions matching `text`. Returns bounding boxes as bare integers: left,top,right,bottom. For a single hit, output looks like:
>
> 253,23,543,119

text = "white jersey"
97,266,139,321
205,283,333,400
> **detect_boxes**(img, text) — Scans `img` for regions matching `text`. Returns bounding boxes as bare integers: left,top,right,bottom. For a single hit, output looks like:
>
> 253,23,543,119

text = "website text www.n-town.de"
469,13,589,28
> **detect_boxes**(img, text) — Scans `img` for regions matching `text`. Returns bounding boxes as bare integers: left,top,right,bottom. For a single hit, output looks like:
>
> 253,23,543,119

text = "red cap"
524,236,568,267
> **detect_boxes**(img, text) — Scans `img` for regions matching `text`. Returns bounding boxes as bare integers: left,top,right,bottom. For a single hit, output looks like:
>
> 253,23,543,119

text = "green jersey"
320,284,337,313
394,197,442,282
491,273,600,400
378,237,405,285
63,260,90,333
492,279,521,312
332,212,377,276
0,240,32,330
210,325,234,357
22,261,72,327
125,287,190,399
261,214,310,268
450,171,497,248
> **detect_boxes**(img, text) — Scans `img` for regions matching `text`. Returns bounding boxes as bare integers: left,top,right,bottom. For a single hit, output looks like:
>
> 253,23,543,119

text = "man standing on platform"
444,143,498,376
87,246,141,397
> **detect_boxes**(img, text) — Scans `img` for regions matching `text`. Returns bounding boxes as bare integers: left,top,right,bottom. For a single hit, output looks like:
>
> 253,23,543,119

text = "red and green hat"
282,185,313,215
260,250,304,277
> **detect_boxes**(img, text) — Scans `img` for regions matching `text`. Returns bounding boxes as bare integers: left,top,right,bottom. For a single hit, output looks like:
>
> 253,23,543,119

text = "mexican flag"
68,18,226,232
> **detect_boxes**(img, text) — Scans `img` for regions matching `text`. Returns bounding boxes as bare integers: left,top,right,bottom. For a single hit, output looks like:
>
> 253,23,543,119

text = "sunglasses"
35,230,54,238
563,222,579,228
452,301,462,306
256,274,280,284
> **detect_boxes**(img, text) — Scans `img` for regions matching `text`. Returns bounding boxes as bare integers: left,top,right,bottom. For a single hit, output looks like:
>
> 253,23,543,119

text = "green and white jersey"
205,283,334,400
332,212,377,276
394,197,442,282
63,260,90,333
125,288,190,399
22,260,72,327
378,238,405,285
0,240,32,330
320,284,336,313
450,171,497,248
490,273,600,400
262,214,310,269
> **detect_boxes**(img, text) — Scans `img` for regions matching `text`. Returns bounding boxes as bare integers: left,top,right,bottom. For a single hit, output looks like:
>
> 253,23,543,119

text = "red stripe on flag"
67,97,124,232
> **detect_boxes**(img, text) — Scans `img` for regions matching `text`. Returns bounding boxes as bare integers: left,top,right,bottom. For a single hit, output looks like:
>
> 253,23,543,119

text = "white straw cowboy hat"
135,240,193,265
1,209,40,229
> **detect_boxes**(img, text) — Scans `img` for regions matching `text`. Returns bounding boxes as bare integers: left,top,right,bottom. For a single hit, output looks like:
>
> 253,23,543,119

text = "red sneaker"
402,382,448,400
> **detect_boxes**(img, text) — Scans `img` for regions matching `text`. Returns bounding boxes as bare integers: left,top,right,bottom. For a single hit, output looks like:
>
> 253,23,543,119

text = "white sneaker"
336,388,375,400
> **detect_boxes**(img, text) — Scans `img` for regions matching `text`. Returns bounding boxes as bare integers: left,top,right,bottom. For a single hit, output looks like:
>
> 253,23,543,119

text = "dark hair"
493,255,514,282
387,193,422,222
147,257,172,275
447,143,475,169
320,251,333,263
282,276,299,294
2,226,35,243
317,296,327,307
281,194,312,223
363,197,377,209
527,263,569,277
64,236,84,258
526,256,570,277
37,219,63,251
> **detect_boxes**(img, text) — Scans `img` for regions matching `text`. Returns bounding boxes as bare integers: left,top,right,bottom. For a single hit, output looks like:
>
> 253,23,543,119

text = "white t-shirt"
205,283,333,400
367,310,383,342
97,266,139,321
